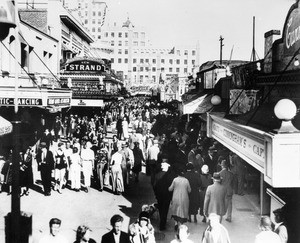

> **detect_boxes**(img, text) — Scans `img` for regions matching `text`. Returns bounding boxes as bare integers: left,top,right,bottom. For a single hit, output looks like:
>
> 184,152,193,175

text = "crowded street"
1,0,300,243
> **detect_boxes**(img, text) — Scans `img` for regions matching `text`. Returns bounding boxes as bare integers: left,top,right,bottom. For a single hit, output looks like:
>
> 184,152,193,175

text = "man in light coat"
203,172,227,222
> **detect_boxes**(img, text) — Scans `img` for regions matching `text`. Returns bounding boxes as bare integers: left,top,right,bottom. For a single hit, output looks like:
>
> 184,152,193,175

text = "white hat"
161,162,170,172
201,165,209,174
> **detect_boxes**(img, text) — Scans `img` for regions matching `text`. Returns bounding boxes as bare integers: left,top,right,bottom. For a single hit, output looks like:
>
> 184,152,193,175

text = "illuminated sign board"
65,60,105,73
0,98,42,106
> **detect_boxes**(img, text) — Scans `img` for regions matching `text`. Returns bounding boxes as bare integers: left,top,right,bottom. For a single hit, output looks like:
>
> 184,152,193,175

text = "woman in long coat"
168,166,191,229
185,162,202,223
132,142,144,182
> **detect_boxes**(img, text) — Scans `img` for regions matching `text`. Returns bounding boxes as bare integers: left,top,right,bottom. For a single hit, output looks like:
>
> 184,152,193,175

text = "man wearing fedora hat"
203,172,226,222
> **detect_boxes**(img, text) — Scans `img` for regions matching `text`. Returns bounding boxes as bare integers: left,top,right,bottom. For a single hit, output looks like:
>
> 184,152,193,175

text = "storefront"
60,57,123,115
0,86,71,154
207,1,300,242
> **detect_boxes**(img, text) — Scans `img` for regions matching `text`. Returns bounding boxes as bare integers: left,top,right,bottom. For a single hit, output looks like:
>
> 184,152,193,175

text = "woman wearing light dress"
122,116,129,140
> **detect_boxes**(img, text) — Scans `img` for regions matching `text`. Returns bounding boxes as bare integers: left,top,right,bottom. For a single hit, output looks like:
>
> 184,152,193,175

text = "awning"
183,93,213,114
0,116,13,136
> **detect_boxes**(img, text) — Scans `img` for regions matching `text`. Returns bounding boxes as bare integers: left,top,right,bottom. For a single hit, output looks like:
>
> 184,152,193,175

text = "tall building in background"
63,0,200,96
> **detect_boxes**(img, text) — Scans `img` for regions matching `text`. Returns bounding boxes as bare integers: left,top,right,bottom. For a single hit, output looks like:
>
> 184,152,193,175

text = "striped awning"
0,116,12,136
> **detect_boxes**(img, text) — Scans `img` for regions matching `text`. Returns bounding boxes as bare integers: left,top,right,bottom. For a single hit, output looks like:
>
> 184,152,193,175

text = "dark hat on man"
139,211,150,222
212,172,221,181
186,162,194,171
273,208,283,215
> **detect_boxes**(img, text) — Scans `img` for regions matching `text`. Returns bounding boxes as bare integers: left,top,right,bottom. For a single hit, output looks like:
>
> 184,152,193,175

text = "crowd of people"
0,96,289,243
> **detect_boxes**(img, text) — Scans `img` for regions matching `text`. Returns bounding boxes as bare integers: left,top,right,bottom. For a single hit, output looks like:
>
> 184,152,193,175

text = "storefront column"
260,172,270,215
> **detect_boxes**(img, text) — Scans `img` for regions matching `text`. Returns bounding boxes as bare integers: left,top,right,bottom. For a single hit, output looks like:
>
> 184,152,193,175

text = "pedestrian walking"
184,162,201,223
69,147,81,191
39,218,68,243
153,159,176,231
54,142,68,194
20,147,34,196
199,165,212,223
110,145,124,195
96,145,108,191
255,216,281,243
80,142,95,193
218,159,234,222
132,142,145,182
101,214,130,243
203,173,226,223
202,213,231,243
36,142,55,196
74,225,96,243
273,208,288,243
147,139,160,186
168,166,191,230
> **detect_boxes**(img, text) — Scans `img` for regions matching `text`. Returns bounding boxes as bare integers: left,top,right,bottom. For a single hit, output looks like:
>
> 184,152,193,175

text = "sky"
104,0,294,64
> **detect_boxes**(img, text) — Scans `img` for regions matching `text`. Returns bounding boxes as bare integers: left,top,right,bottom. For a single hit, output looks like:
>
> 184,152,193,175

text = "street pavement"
0,124,261,242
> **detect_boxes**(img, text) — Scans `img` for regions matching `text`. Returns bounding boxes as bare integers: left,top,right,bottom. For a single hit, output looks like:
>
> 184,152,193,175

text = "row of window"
103,32,145,39
111,58,195,65
132,67,187,73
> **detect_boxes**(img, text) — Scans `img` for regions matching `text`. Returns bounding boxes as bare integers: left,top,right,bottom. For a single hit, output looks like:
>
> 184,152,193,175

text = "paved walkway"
0,124,261,242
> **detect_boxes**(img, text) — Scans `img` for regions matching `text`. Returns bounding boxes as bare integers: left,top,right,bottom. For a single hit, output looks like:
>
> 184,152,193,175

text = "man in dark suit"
36,142,55,196
101,214,130,243
203,146,218,176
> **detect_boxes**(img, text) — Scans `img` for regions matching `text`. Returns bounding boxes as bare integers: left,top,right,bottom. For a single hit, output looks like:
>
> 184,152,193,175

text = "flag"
168,47,175,54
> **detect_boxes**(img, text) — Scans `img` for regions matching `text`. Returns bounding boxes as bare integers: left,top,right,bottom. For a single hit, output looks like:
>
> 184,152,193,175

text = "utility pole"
219,35,224,65
250,16,259,62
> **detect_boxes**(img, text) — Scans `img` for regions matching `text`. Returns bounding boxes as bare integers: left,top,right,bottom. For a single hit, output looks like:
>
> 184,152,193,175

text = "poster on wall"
229,89,261,114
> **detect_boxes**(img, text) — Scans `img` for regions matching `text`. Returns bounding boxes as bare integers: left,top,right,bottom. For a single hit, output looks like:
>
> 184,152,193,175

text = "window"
140,41,145,46
125,49,128,54
145,67,149,71
161,68,165,72
125,58,128,63
184,50,188,55
98,19,101,24
111,32,114,38
125,41,128,46
98,11,101,16
98,27,101,32
105,32,108,37
92,19,95,24
152,76,156,82
184,59,187,65
184,68,187,73
118,49,122,54
133,32,138,38
192,50,196,55
85,11,88,16
145,59,149,63
133,67,137,72
111,41,114,46
152,67,156,72
169,68,173,72
98,35,101,39
176,50,180,55
118,58,122,63
141,32,145,38
118,32,122,38
92,28,95,32
118,41,122,46
140,67,144,71
176,59,180,65
133,59,137,63
125,32,128,38
85,19,88,24
152,59,156,64
93,11,96,16
161,59,165,64
169,59,173,64
133,41,138,46
140,59,144,63
111,58,114,63
192,60,195,65
176,68,180,72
